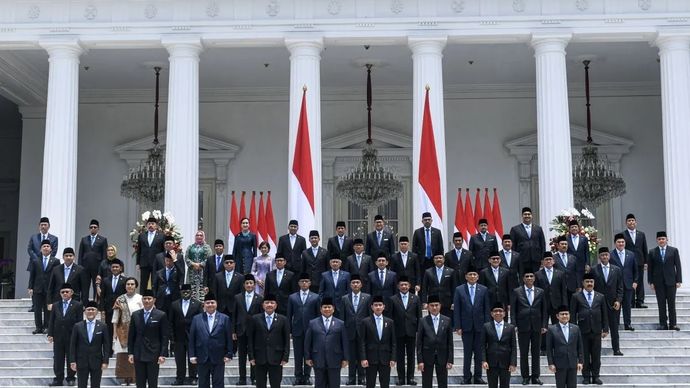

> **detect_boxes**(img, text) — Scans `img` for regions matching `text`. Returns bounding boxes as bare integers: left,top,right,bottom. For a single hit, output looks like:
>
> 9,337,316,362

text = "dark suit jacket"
302,246,329,288
444,248,473,284
535,268,568,310
152,251,186,277
100,275,126,312
188,312,233,364
264,269,296,312
78,234,109,270
453,283,491,331
509,223,546,272
499,250,521,291
28,257,60,294
510,286,548,332
546,323,584,369
421,266,457,307
482,321,517,369
591,264,624,306
319,270,351,312
337,292,372,340
366,269,397,302
359,315,397,364
247,313,290,365
128,308,169,362
287,291,320,337
479,266,511,307
327,235,354,261
344,254,375,288
624,229,649,267
553,251,579,292
610,249,639,290
648,245,683,286
205,254,226,289
152,266,183,302
27,233,58,263
469,233,500,270
569,291,609,334
136,231,166,269
304,316,349,368
567,234,589,279
47,263,89,302
48,299,84,341
277,233,307,273
69,320,110,368
412,226,444,259
233,292,264,337
389,292,422,338
365,230,396,259
416,314,454,365
169,298,203,343
389,251,421,288
213,271,244,316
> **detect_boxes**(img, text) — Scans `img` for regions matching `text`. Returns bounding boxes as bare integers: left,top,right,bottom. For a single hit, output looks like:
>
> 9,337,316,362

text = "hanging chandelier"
336,64,403,208
572,60,626,207
120,66,165,205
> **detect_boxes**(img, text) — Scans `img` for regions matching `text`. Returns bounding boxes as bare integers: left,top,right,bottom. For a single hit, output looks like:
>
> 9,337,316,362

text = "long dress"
232,232,257,274
251,255,275,295
185,243,212,301
112,293,143,383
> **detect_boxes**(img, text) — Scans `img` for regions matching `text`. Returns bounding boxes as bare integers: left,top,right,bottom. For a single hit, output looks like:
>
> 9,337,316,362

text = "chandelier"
572,60,626,207
336,64,403,209
120,67,165,205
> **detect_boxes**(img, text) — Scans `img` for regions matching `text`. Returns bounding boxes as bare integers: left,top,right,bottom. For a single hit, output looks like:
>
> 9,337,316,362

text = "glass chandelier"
572,60,626,207
336,64,403,208
120,67,165,205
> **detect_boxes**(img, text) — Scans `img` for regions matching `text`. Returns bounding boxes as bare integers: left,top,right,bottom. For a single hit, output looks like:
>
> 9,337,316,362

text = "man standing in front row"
169,284,203,386
248,294,291,388
569,273,608,385
189,293,233,388
417,295,453,388
128,290,169,388
287,274,321,386
546,306,583,388
69,301,110,388
482,303,517,388
359,295,396,388
305,297,349,388
48,283,83,387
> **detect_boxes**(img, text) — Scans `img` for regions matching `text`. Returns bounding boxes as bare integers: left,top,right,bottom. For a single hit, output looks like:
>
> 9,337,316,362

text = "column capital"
408,36,447,55
39,37,84,59
530,33,571,55
655,33,690,53
162,35,204,57
18,105,46,120
285,38,323,57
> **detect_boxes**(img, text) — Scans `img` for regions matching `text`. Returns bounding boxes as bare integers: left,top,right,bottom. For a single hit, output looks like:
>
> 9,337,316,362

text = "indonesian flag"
257,192,267,244
484,188,495,236
239,191,247,221
474,188,483,229
464,189,476,242
453,189,469,249
228,191,239,253
289,87,317,233
417,87,445,240
265,191,278,256
492,188,505,241
249,191,258,237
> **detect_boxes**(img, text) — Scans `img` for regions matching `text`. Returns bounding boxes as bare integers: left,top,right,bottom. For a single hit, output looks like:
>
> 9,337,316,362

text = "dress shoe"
672,325,681,331
190,378,198,385
531,378,544,385
42,328,48,334
48,380,63,386
638,303,648,308
522,377,530,385
474,377,487,384
613,350,624,356
292,380,303,386
32,328,43,335
358,379,365,385
251,378,256,385
236,379,247,386
659,325,669,330
171,379,185,386
396,379,404,386
582,377,591,384
461,379,472,385
66,379,75,387
407,379,417,385
592,377,603,385
305,378,313,385
624,326,635,331
28,307,34,312
540,350,546,356
347,380,357,385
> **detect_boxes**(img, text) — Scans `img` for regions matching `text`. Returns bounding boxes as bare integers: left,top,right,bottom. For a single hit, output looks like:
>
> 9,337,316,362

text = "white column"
531,34,574,232
163,37,203,247
286,38,323,234
656,33,690,290
409,37,448,242
39,39,83,250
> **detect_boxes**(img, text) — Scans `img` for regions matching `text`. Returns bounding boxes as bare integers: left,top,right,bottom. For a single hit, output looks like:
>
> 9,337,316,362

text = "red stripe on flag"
464,189,476,239
484,188,495,235
418,88,443,217
266,191,277,243
454,189,464,234
258,192,267,243
229,192,239,234
474,188,483,227
249,191,258,237
492,188,504,237
239,191,247,221
292,88,315,212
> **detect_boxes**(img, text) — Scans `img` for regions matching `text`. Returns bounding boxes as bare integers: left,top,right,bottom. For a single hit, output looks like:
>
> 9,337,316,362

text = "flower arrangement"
549,208,599,262
129,210,183,257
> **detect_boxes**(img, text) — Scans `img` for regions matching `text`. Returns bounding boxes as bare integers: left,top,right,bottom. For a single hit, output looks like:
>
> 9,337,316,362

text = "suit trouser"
607,305,621,351
237,335,255,380
622,288,634,327
77,366,102,388
134,360,159,388
461,330,483,380
174,339,197,379
487,366,510,388
421,356,448,388
365,363,391,388
555,367,577,388
104,309,115,357
395,336,416,382
53,339,76,381
292,335,311,381
314,367,341,388
635,264,645,304
197,361,224,388
139,267,152,291
655,284,678,326
518,330,541,379
347,336,364,382
33,292,48,329
255,364,283,388
581,332,602,379
541,308,559,351
85,263,100,301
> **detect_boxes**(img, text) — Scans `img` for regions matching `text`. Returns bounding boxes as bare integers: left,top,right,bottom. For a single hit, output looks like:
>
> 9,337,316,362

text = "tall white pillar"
656,33,690,290
39,39,83,250
286,38,323,234
409,37,448,244
531,34,574,232
163,37,203,247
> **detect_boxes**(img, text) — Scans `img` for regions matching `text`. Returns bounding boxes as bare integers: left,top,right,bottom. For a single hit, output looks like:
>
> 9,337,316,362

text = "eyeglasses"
524,275,535,278
60,290,71,294
89,226,98,229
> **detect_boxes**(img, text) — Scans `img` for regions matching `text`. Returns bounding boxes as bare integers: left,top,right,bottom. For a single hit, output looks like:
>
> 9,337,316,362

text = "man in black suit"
366,214,396,259
421,254,456,318
389,276,422,386
536,253,568,353
591,247,624,355
569,273,608,385
205,239,226,291
152,236,185,281
390,236,421,292
566,220,589,288
359,295,396,388
546,306,583,388
189,293,233,388
127,290,169,388
213,255,244,320
345,238,375,290
287,274,321,385
136,216,166,290
648,231,683,330
320,257,351,315
623,213,649,308
78,219,109,300
445,232,473,285
416,295,453,388
305,297,349,388
611,233,638,331
27,216,58,273
554,235,580,304
412,212,445,271
248,294,291,388
510,271,548,385
303,230,329,292
479,251,510,311
169,284,203,386
470,218,500,270
366,254,397,315
338,274,371,385
499,234,521,292
509,207,546,275
48,247,89,303
233,274,264,385
48,283,84,386
152,253,183,316
28,239,59,334
264,255,295,316
69,301,110,388
276,220,307,274
481,304,517,388
99,258,125,347
327,221,354,261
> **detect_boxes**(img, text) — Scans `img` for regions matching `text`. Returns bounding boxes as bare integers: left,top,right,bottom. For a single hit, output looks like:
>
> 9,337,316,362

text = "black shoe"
659,325,669,330
28,307,34,312
251,378,256,385
540,350,546,356
396,379,404,386
532,378,544,385
461,379,472,385
672,325,681,331
638,303,648,308
582,377,591,384
292,380,303,386
358,379,365,385
65,380,75,387
592,377,603,385
42,328,48,334
32,329,43,335
48,381,63,387
624,326,635,331
474,378,487,384
236,379,247,386
522,378,530,385
190,378,198,385
171,379,185,386
613,350,624,356
407,379,417,385
305,378,313,385
347,380,357,386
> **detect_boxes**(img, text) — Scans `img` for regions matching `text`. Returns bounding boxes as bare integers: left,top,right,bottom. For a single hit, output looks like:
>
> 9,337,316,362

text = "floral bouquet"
549,208,599,263
130,210,183,258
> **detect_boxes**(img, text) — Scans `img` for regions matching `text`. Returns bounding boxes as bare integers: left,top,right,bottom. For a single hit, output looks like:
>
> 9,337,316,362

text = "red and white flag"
474,188,483,229
483,188,495,236
492,188,505,241
265,191,278,256
289,88,317,233
417,87,445,240
228,191,239,253
257,192,267,244
464,189,476,242
249,191,258,238
453,189,469,249
239,191,247,221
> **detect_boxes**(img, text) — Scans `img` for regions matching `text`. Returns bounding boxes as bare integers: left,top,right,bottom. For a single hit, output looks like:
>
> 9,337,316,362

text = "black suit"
469,233,499,270
421,266,457,317
48,299,83,383
416,314,454,388
648,245,683,327
247,313,290,388
510,286,548,380
78,234,109,300
535,268,568,322
366,269,397,315
479,266,511,309
566,234,589,286
302,246,328,293
390,292,422,384
287,291,321,383
482,321,517,388
213,271,244,318
365,230,396,259
48,263,89,303
499,250,521,291
591,264,624,351
444,248,472,285
327,235,354,261
152,266,183,315
553,251,579,303
610,249,639,327
136,231,166,289
128,308,169,388
359,315,397,388
169,298,203,381
69,319,110,388
152,251,186,281
264,269,296,316
569,291,608,380
205,254,225,290
338,292,371,383
546,323,584,388
234,292,264,381
389,251,421,289
100,274,126,349
276,233,307,274
509,223,546,275
624,229,648,305
412,226,444,270
28,256,59,330
344,253,375,289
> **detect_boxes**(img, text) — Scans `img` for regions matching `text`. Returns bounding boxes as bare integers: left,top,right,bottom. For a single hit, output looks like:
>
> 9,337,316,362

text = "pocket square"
95,331,103,335
150,320,159,323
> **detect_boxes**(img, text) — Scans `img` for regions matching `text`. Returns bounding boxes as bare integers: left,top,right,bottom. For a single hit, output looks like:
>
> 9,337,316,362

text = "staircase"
0,294,688,387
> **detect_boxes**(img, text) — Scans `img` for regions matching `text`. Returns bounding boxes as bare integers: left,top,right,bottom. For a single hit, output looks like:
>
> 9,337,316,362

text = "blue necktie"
63,301,68,316
425,229,432,258
64,266,70,280
43,257,47,271
144,310,150,323
376,316,383,340
661,248,666,262
470,285,475,305
267,315,272,329
87,321,94,343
